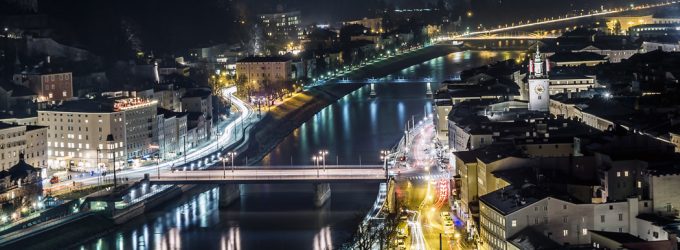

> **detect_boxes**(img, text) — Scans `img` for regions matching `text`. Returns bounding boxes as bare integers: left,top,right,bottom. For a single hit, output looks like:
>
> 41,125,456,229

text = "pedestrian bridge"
148,165,387,184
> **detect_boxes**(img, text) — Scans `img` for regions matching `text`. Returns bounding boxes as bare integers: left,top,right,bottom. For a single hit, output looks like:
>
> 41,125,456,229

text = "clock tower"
528,46,550,112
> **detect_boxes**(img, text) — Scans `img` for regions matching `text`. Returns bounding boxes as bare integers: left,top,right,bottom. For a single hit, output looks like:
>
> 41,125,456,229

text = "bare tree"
343,210,402,250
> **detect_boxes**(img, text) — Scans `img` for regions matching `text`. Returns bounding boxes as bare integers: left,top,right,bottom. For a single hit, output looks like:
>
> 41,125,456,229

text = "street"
43,86,257,191
393,120,469,250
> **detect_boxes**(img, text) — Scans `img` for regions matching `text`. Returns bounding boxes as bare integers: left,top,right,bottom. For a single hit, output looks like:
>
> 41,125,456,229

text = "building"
236,56,292,91
0,79,36,113
641,40,680,53
604,15,653,34
181,88,213,140
547,74,598,95
548,51,608,67
39,99,128,171
153,83,184,111
115,97,158,160
480,187,651,250
574,42,639,63
24,125,47,171
528,47,550,112
259,10,303,42
344,17,383,34
0,123,47,171
0,155,41,192
156,108,187,160
629,23,680,38
12,59,74,102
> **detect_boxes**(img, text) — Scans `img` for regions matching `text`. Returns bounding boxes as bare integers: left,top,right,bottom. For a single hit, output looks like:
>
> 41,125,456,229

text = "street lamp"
380,150,390,178
149,144,160,179
221,157,227,178
228,152,236,172
319,150,328,171
106,134,117,188
313,156,320,177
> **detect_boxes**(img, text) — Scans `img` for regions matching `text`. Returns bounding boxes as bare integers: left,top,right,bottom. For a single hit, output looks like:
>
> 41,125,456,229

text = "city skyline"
1,0,680,249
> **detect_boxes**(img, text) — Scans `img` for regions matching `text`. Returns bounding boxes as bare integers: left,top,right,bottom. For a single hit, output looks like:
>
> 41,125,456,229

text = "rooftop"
548,51,607,63
39,99,117,113
479,182,547,215
636,213,680,227
507,227,562,250
237,56,291,63
589,230,644,244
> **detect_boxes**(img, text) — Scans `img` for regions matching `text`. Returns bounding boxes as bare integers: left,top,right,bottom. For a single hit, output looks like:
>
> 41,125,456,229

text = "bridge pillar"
219,184,241,208
313,183,331,207
426,82,433,96
369,83,376,97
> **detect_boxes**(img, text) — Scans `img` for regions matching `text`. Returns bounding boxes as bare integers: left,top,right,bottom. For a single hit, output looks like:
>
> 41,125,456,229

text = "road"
148,167,386,184
394,120,469,250
44,86,257,191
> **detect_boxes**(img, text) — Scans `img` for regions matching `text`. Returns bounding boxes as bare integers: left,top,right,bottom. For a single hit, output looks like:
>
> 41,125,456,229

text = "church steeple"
531,46,546,78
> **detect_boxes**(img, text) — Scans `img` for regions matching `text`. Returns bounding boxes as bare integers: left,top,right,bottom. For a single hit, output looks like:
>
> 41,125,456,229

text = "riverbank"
0,183,209,250
242,45,460,165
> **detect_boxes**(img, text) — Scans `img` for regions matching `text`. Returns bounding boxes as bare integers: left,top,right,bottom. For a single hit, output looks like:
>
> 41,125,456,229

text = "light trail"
437,1,678,40
45,86,256,189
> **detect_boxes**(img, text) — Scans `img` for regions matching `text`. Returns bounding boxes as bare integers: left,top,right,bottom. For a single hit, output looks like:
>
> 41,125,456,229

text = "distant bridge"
148,165,387,184
436,1,677,41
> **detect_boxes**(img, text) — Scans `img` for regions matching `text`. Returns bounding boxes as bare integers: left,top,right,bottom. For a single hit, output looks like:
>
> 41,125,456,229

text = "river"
76,50,525,250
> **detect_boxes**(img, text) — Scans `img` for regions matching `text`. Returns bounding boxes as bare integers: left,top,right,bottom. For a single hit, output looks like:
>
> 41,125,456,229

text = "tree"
342,210,402,250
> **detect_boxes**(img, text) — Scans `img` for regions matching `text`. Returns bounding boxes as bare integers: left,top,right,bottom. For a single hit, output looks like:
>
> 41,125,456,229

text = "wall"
649,173,680,216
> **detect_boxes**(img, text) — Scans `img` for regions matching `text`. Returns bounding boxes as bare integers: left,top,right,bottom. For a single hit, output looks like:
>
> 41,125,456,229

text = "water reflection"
79,50,524,250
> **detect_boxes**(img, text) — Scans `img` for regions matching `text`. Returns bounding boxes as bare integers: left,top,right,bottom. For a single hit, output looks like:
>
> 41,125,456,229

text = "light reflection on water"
78,50,524,250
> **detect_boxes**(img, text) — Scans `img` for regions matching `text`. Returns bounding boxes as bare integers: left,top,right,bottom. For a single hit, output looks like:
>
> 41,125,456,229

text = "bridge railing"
151,168,387,182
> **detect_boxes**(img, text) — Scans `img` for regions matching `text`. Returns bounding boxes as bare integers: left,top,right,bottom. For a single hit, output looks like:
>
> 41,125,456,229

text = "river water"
76,50,524,250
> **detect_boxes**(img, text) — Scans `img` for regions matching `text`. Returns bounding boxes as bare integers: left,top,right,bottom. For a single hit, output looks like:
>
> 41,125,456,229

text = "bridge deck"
149,167,387,184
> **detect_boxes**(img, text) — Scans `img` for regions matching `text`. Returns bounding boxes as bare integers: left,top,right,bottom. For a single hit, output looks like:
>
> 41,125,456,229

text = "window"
601,215,605,222
582,228,588,235
62,91,67,97
624,171,629,177
563,205,567,210
563,230,568,236
609,205,614,210
619,214,623,221
512,220,516,227
638,181,642,188
563,216,568,223
617,171,621,177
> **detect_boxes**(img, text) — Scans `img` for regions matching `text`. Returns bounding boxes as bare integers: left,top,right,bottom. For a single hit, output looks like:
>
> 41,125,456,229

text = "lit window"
617,171,621,177
582,228,588,235
624,171,629,177
512,220,517,227
563,229,568,236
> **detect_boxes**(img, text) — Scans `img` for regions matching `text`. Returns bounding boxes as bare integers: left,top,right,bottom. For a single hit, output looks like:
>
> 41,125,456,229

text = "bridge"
148,165,387,184
147,165,388,207
437,1,677,41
